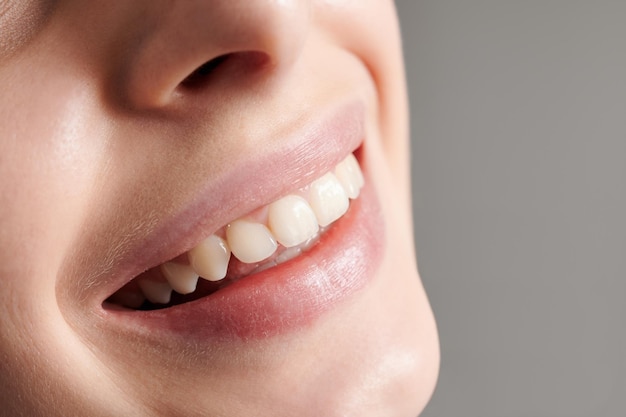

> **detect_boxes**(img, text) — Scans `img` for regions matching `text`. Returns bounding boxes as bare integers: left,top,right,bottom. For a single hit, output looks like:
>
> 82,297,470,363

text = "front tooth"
307,172,349,227
137,279,173,304
334,154,364,199
189,235,231,281
226,220,278,263
268,195,319,247
160,262,199,294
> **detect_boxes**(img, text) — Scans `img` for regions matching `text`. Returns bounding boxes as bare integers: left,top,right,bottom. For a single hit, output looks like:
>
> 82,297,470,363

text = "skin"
0,1,439,416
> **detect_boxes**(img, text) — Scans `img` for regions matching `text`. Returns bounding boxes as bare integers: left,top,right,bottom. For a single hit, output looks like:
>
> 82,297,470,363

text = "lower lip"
104,173,384,341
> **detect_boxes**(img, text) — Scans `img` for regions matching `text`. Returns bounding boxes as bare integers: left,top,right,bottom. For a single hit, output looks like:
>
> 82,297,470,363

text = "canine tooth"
334,154,364,199
189,235,231,281
160,262,199,294
307,172,349,227
137,279,172,304
226,220,278,263
268,195,319,247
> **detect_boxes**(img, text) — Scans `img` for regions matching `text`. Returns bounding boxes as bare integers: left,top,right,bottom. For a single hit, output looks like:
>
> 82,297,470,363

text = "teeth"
128,153,364,307
268,195,319,247
307,172,349,227
137,279,173,304
160,262,199,294
188,235,231,281
334,153,364,199
226,220,278,263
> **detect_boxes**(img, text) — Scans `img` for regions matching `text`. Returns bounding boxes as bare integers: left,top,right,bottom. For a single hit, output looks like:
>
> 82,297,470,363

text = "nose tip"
121,0,310,109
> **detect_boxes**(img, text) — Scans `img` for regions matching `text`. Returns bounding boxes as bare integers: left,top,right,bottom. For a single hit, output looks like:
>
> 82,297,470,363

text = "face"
0,1,438,416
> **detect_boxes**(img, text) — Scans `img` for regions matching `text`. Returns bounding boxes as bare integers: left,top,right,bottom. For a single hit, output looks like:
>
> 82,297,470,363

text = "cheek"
318,0,409,188
0,0,55,58
0,76,107,310
0,72,122,413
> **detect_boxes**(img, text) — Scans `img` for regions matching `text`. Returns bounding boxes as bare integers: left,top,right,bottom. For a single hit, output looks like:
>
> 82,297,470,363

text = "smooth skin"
0,1,439,416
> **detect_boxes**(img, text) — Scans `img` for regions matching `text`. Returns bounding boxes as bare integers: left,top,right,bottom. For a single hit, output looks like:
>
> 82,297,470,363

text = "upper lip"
92,100,365,306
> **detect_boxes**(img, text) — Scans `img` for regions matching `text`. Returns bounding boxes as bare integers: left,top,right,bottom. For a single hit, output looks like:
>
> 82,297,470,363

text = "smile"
107,153,364,310
99,102,384,340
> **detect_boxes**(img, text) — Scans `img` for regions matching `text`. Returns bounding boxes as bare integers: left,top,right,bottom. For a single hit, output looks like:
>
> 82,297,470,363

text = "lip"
94,99,384,339
104,176,383,339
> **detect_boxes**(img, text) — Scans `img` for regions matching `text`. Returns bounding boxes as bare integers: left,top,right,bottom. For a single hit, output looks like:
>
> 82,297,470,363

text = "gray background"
396,1,626,416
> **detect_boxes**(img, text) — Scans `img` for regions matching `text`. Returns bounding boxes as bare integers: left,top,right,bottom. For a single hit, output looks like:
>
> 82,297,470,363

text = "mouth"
97,101,384,340
106,152,365,311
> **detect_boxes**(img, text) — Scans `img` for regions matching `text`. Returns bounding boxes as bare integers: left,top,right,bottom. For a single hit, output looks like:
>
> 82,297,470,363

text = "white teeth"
334,153,364,199
123,153,364,307
188,235,231,281
268,195,319,248
307,172,350,227
137,279,173,304
226,220,278,263
160,262,199,294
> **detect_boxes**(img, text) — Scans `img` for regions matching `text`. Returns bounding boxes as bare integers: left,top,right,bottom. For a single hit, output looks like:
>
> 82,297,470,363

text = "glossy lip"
105,175,383,340
95,99,384,339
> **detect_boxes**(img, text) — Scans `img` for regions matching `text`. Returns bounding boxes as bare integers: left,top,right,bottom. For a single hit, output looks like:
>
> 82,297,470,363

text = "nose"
120,0,310,109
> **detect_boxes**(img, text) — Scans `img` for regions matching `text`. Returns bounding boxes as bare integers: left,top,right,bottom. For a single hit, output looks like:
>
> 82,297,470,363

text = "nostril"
180,54,232,89
179,51,271,91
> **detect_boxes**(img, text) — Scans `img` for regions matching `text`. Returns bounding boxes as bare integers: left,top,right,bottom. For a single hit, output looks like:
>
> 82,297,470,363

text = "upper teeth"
137,153,364,304
188,235,231,282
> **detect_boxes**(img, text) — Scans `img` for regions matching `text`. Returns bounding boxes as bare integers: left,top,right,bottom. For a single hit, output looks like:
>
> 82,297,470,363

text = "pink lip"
106,178,383,339
96,100,384,339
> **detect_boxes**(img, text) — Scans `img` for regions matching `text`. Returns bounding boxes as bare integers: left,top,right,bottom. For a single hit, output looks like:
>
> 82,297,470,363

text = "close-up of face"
0,1,439,416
